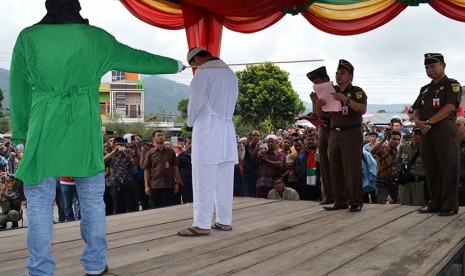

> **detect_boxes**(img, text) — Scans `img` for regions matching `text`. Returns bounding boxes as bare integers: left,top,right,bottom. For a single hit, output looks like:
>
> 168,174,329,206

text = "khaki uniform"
412,76,462,211
328,84,367,207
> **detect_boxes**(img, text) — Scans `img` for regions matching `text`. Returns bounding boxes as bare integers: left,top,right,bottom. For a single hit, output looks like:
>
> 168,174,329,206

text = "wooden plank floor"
1,197,464,276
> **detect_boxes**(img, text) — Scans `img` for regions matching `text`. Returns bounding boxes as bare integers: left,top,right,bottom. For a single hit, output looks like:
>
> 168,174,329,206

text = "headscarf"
37,0,89,25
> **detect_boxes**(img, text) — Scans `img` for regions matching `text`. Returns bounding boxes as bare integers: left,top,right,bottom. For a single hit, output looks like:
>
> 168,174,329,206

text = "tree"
177,98,189,119
377,109,387,113
235,63,304,134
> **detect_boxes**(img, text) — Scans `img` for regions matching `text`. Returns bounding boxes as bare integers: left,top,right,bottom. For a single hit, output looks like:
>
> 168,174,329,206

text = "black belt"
409,175,426,182
330,124,361,131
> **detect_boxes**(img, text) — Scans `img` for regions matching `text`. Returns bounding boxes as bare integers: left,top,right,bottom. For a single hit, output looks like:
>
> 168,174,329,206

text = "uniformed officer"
305,66,334,204
413,53,462,216
323,60,367,212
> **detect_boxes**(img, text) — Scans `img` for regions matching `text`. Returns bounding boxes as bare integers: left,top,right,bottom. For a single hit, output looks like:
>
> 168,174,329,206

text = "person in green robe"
9,0,185,275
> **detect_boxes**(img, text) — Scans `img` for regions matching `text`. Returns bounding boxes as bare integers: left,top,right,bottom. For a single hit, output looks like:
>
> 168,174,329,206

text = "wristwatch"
344,97,350,106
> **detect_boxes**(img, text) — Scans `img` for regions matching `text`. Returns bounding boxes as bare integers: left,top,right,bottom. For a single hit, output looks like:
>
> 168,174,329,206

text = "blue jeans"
60,184,80,221
25,173,107,276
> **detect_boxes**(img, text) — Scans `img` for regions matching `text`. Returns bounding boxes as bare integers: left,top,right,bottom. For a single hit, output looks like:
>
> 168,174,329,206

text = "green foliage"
177,98,189,119
0,118,10,133
235,63,304,134
180,123,192,138
377,109,387,113
103,122,153,140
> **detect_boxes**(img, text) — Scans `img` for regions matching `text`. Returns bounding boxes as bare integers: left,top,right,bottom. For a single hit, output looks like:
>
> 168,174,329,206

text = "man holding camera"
104,137,138,214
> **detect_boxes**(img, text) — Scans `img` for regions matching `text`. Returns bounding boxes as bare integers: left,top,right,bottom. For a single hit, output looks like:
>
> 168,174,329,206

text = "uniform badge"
355,92,363,99
452,84,460,93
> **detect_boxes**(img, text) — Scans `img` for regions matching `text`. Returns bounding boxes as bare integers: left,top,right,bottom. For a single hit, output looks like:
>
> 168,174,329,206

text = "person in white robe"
177,47,238,237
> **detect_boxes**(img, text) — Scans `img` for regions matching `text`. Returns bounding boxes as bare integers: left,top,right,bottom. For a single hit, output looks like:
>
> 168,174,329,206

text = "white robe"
187,59,238,228
187,59,239,165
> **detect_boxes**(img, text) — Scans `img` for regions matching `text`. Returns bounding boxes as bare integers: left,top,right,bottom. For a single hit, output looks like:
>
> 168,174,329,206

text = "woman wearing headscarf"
9,1,184,275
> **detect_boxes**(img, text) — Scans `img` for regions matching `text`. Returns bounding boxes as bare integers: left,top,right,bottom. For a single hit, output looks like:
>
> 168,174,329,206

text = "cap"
265,134,278,141
337,59,354,73
457,117,465,125
390,116,402,123
407,109,414,114
424,53,444,65
412,127,421,133
306,66,329,83
187,47,206,63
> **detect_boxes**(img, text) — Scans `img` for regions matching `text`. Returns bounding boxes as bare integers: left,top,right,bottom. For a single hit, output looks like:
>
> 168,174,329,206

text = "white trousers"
192,162,235,229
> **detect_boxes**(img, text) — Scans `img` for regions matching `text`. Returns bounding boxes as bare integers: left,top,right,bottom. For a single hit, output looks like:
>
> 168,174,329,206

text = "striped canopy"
120,0,465,57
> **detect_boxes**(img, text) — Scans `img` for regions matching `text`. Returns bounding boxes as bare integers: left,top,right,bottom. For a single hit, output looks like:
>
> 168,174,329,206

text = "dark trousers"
110,184,138,214
181,185,193,204
104,183,113,216
421,120,459,211
328,127,363,207
241,176,257,197
134,177,149,210
319,126,333,201
150,188,181,208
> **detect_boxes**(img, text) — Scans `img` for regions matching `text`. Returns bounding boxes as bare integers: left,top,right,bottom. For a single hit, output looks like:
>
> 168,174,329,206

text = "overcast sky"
1,0,465,105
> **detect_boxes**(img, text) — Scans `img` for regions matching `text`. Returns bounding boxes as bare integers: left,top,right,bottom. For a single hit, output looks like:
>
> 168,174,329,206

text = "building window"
125,105,129,116
138,105,141,116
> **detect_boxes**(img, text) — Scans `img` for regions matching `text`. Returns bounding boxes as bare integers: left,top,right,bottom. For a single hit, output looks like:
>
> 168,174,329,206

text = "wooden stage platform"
1,197,465,275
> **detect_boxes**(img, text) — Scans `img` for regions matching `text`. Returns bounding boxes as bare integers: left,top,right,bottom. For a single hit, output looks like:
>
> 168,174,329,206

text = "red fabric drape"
301,2,408,35
181,2,224,58
430,0,465,22
120,0,184,29
223,12,286,33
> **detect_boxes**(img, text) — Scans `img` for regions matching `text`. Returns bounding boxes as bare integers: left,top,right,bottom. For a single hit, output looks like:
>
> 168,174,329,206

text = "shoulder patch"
355,92,364,99
452,83,460,93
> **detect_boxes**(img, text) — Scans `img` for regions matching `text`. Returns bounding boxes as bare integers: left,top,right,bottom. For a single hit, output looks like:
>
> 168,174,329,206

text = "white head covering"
187,47,206,63
265,134,278,141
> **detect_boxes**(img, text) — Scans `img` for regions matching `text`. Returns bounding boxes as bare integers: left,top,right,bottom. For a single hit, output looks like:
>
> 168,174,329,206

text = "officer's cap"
306,66,329,83
337,59,354,73
424,53,444,65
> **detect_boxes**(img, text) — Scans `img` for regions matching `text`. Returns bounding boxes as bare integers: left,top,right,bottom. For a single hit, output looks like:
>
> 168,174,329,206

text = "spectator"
6,152,18,174
132,135,149,210
104,137,138,214
254,134,285,198
242,130,260,197
267,177,300,200
60,177,80,221
143,130,183,208
0,183,20,229
403,109,416,131
177,137,193,204
398,127,426,206
363,131,379,159
283,137,304,194
362,149,377,203
295,132,321,201
371,130,401,204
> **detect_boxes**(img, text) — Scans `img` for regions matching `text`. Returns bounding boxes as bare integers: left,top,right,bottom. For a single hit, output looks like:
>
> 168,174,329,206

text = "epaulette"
448,78,460,84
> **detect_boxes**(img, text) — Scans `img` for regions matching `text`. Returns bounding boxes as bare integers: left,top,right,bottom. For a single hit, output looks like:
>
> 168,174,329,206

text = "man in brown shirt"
323,59,367,212
413,53,462,216
143,130,183,208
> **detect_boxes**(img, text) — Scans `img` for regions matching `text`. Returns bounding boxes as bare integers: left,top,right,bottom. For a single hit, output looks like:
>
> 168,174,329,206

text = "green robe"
9,24,180,185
